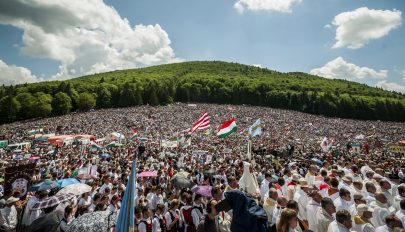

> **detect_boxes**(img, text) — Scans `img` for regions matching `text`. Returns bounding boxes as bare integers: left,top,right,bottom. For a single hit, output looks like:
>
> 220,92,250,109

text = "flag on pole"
217,118,237,138
320,137,333,152
191,112,210,133
115,160,137,232
247,140,252,160
131,128,138,140
248,119,262,137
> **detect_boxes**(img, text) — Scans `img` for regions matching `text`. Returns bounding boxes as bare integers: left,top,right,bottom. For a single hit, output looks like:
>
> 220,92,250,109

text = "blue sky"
0,0,404,92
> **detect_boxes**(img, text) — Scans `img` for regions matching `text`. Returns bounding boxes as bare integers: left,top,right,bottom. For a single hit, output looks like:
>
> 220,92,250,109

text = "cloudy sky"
0,0,404,93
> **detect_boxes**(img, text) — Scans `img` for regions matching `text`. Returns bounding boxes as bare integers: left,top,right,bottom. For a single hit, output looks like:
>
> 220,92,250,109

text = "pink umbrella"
191,185,212,197
137,171,157,178
28,156,40,160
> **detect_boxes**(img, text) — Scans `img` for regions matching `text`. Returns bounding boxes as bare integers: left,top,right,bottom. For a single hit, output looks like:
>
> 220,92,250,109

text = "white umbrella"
56,183,91,196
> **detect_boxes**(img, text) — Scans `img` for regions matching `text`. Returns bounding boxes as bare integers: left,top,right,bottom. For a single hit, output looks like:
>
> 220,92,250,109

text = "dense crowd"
0,103,404,232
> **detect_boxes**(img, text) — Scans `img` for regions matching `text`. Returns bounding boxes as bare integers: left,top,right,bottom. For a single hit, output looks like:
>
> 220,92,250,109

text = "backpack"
182,207,196,232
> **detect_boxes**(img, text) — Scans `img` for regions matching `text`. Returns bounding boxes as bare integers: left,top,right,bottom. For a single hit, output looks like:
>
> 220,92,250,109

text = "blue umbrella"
57,178,80,188
115,160,136,232
99,153,110,159
29,180,58,192
311,158,323,165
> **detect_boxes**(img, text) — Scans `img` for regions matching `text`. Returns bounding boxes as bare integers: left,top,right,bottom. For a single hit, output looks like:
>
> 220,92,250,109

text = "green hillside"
1,61,405,123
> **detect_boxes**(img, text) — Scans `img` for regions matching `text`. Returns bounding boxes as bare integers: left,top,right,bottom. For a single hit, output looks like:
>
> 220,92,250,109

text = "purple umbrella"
137,171,157,178
191,185,212,197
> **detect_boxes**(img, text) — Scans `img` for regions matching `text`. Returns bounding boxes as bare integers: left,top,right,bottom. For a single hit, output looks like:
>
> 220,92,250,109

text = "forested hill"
1,61,405,123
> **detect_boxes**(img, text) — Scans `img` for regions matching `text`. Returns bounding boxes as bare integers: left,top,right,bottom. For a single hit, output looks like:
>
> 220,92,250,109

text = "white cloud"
376,80,405,93
0,59,42,85
234,0,302,13
324,24,331,29
252,64,262,68
332,7,402,49
310,57,388,81
0,0,182,82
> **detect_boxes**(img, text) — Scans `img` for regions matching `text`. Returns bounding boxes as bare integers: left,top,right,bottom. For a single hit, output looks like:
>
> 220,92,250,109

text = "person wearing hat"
287,174,300,201
293,178,310,230
0,196,18,231
352,204,375,232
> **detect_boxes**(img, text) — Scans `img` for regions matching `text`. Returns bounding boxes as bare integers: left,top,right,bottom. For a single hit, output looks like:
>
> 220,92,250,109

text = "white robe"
238,162,260,196
370,201,389,228
307,200,321,232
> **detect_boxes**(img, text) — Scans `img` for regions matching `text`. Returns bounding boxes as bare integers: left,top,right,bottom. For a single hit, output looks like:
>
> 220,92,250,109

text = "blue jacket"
223,190,267,232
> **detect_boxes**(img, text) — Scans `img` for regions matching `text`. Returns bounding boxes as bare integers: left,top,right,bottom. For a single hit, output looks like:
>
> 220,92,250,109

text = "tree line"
0,61,404,123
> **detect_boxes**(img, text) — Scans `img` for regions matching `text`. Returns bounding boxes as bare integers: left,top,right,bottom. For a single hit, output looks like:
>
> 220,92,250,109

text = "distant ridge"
1,61,404,123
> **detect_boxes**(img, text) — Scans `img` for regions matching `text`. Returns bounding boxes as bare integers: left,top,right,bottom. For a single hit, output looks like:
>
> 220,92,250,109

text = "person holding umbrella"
28,191,49,225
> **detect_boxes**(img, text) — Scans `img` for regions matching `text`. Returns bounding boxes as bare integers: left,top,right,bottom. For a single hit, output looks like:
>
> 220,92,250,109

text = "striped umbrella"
115,160,136,232
32,193,75,210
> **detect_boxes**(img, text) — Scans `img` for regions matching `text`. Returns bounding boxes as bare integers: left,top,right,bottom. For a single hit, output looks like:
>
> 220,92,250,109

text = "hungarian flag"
131,128,138,140
217,118,237,138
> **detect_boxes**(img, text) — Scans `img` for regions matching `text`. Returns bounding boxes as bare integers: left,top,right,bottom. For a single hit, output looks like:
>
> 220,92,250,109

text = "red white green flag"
217,118,237,138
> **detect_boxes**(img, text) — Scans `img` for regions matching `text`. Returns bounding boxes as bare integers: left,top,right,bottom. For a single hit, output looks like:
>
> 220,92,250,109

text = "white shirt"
393,195,405,211
89,203,96,213
260,179,270,201
99,183,112,194
152,214,163,232
375,225,393,232
327,221,350,232
0,206,17,231
334,197,351,214
138,218,152,232
191,204,204,228
78,196,92,206
21,196,38,226
293,189,309,221
395,209,405,228
370,201,389,228
307,200,321,232
151,194,163,211
165,210,178,230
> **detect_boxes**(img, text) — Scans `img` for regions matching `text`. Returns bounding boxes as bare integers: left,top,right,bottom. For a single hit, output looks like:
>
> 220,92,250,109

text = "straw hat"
299,178,309,188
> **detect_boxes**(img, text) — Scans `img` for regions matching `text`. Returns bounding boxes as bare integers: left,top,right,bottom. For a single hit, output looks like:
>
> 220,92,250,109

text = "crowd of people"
0,103,404,232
